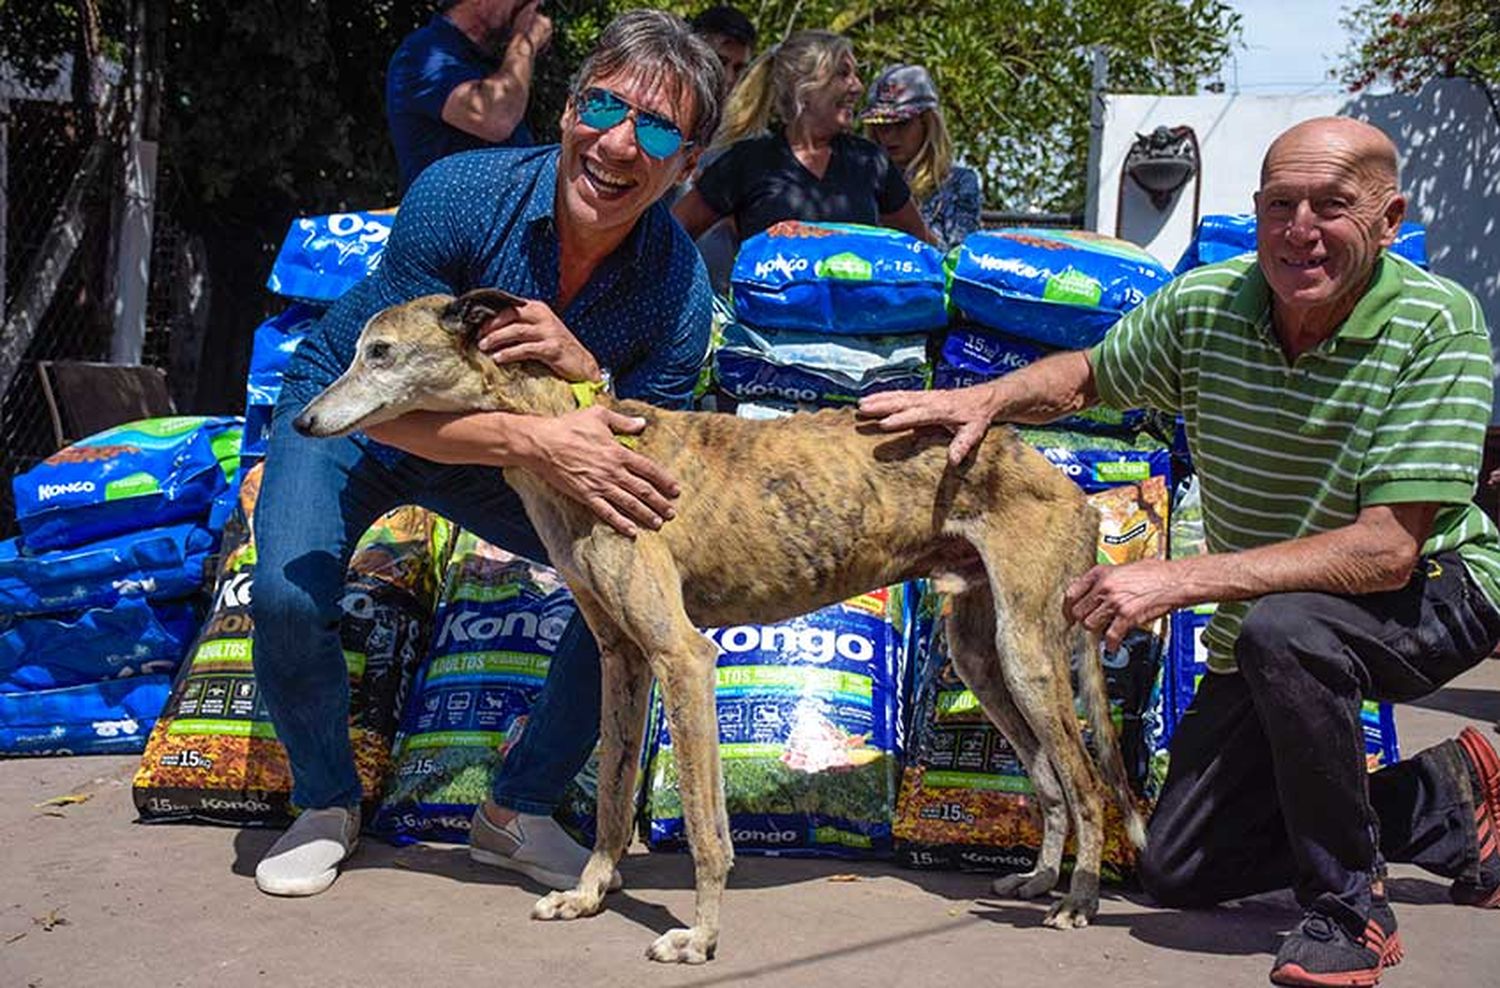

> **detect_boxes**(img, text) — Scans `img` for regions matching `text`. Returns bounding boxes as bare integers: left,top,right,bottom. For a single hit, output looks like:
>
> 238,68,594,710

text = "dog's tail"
1075,622,1148,852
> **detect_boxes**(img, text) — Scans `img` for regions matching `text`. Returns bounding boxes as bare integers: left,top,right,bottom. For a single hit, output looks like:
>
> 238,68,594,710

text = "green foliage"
5,1,1238,236
609,0,1239,212
1338,0,1500,93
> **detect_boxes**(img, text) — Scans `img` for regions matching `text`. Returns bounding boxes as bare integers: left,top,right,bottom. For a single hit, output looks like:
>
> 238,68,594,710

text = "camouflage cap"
858,64,940,125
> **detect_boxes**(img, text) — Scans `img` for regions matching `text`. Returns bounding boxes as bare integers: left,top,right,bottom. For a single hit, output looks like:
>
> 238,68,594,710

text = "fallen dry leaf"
34,793,91,809
826,874,861,883
32,909,68,932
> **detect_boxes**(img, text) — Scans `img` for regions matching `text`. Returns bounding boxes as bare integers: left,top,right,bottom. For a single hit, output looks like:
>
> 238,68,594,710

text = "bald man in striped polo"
861,117,1500,986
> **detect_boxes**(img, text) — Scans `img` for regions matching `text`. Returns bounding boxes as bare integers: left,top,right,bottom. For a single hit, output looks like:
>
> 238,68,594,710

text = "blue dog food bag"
373,532,589,843
731,221,948,335
646,586,908,858
1,675,173,756
935,325,1146,435
948,229,1171,348
714,320,930,407
0,597,198,693
266,210,395,304
13,416,242,552
0,522,216,617
243,304,320,461
1174,214,1429,274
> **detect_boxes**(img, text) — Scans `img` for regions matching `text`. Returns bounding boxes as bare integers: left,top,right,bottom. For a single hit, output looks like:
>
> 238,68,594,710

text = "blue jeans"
250,396,600,814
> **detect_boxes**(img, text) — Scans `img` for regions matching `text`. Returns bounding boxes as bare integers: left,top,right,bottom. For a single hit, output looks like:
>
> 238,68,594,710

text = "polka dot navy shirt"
282,145,712,411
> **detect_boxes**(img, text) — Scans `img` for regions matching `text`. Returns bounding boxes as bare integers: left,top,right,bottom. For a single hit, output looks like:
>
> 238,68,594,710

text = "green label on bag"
1043,267,1103,306
1094,461,1150,483
815,252,873,281
104,471,161,501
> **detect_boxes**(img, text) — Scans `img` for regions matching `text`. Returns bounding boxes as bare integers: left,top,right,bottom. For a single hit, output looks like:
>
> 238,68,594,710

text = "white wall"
1096,80,1500,417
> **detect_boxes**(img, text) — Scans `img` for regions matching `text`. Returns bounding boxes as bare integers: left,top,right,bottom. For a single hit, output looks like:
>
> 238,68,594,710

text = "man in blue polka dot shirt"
250,11,725,899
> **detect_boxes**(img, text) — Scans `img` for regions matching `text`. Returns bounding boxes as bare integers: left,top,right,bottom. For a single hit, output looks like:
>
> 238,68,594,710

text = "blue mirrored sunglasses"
576,87,690,159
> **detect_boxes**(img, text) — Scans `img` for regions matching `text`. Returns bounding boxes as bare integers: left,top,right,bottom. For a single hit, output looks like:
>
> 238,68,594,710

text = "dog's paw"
646,927,716,964
531,889,603,921
1041,894,1097,930
991,868,1059,900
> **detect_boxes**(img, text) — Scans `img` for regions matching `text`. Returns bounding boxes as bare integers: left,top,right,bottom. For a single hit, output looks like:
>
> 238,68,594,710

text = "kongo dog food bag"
645,586,909,859
934,325,1146,436
714,320,930,407
14,415,242,552
242,304,319,461
266,210,394,304
133,465,446,826
1174,214,1429,275
372,531,583,843
731,221,948,335
1163,604,1398,767
0,522,216,617
1,675,173,756
1018,427,1172,494
0,598,197,692
948,229,1171,349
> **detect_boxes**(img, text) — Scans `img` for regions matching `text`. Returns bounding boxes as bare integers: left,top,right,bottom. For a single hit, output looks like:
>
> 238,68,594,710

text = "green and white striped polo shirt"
1090,252,1500,673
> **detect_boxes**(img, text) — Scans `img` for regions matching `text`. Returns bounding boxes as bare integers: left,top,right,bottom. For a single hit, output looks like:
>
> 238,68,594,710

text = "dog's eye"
366,341,392,361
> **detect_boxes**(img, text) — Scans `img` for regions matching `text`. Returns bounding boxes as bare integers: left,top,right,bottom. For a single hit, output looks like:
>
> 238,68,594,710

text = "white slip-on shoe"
254,805,361,897
468,804,621,892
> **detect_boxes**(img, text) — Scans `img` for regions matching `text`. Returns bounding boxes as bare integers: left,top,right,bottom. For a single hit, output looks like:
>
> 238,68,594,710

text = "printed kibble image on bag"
947,229,1171,349
731,221,948,335
133,464,447,826
646,586,909,859
13,416,242,553
893,469,1170,880
373,532,583,843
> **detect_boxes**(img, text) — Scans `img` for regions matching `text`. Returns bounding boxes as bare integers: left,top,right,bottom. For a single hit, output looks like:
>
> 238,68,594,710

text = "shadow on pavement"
1408,686,1500,726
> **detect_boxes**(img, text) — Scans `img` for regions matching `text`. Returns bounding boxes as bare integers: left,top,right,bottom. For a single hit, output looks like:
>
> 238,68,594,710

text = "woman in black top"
672,30,935,246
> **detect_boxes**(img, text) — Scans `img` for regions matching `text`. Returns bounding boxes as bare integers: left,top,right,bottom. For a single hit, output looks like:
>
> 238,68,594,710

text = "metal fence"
0,98,119,536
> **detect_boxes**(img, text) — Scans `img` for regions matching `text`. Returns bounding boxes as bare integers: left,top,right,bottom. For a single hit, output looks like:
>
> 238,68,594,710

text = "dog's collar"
569,379,640,449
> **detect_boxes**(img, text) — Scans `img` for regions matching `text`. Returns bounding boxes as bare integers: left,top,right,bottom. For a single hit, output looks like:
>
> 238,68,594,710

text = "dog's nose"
292,411,315,436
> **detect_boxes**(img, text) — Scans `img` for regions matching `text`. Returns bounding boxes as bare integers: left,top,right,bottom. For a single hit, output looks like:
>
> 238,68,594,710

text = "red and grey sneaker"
1451,726,1500,908
1269,898,1403,987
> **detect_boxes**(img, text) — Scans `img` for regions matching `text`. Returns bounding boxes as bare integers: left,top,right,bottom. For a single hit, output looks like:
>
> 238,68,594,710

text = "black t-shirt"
694,130,911,240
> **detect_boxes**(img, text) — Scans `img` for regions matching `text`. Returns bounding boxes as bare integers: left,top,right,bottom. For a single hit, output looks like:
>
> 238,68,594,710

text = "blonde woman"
860,64,981,250
672,30,934,246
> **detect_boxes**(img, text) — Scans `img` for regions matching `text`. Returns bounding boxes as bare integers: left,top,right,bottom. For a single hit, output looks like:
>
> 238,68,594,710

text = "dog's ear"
439,289,523,347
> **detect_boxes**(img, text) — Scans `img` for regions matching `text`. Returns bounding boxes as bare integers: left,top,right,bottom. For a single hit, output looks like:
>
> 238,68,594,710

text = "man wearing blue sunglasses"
251,11,724,899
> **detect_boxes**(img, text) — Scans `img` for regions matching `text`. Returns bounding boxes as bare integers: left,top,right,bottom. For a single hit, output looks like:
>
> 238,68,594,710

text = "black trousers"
1140,552,1500,933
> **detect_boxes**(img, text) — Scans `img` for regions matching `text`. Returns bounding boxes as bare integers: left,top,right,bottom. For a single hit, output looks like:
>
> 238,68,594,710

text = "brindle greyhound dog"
296,289,1146,964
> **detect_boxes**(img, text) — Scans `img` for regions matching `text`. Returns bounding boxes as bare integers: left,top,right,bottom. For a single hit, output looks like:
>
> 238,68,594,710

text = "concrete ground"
4,659,1499,988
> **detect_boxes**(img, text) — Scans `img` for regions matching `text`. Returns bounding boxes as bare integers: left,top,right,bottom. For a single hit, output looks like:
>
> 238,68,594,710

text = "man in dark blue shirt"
253,11,724,898
385,0,552,194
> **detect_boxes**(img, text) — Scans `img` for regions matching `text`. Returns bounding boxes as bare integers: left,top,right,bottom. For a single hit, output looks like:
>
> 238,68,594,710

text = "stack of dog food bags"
1173,213,1428,275
891,430,1171,880
715,221,945,413
132,463,449,825
938,228,1172,437
0,416,243,756
373,531,602,844
1161,476,1400,769
247,210,395,462
644,586,911,858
